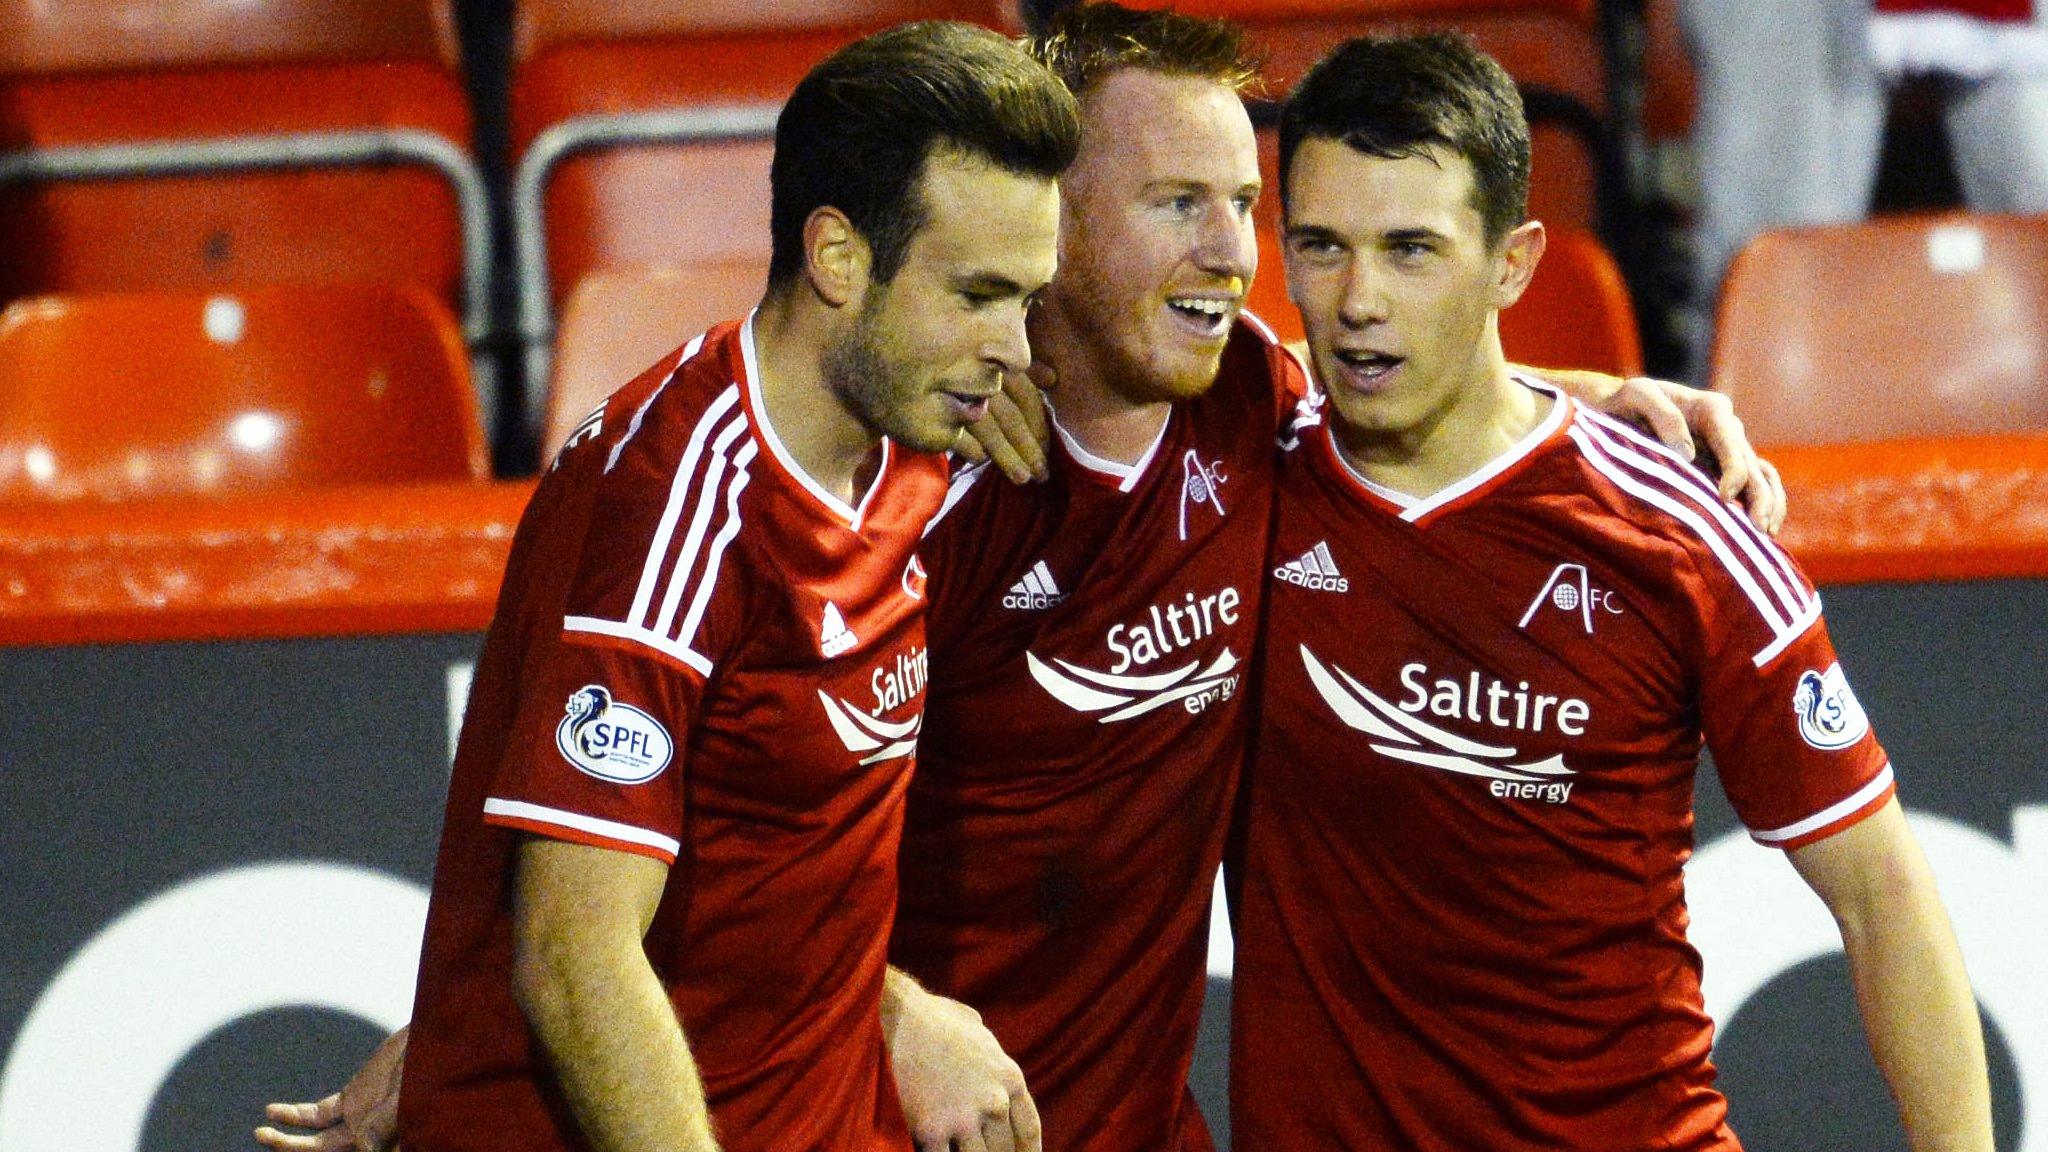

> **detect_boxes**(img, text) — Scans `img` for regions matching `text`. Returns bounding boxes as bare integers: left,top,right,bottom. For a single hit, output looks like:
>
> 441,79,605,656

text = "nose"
1194,199,1254,284
1338,257,1388,329
982,301,1034,378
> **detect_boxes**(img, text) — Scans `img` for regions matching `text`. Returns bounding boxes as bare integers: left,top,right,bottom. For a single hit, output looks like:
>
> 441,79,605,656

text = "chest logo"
1518,563,1625,635
1003,560,1065,610
1300,646,1580,804
556,685,673,785
1793,663,1871,751
1028,647,1240,722
820,601,859,658
1274,541,1349,592
817,652,925,767
1178,450,1229,541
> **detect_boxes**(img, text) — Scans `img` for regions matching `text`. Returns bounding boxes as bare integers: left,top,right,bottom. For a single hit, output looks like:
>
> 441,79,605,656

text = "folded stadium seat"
0,284,488,503
1711,212,2048,445
1639,0,1696,145
0,0,492,379
1245,220,1640,376
509,0,1021,429
540,264,764,461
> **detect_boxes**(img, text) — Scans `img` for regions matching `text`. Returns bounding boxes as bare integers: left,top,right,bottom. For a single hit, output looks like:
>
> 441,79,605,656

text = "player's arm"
511,837,720,1152
1785,797,1994,1151
1527,366,1784,533
254,1027,408,1152
881,966,1040,1152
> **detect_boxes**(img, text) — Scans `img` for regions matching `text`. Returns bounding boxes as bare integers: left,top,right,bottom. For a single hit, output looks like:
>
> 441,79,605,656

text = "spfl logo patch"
1792,663,1870,751
556,685,674,784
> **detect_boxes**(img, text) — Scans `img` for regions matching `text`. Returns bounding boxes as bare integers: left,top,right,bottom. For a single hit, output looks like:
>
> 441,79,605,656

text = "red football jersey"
1232,383,1894,1151
400,317,944,1152
891,316,1306,1152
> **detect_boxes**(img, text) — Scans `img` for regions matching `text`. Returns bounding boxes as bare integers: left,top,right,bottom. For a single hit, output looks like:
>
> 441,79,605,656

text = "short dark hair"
1279,32,1530,247
767,21,1081,288
1032,2,1263,100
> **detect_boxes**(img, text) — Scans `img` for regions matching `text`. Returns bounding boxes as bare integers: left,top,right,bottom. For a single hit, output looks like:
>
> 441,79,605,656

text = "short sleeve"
1692,535,1893,851
481,418,747,864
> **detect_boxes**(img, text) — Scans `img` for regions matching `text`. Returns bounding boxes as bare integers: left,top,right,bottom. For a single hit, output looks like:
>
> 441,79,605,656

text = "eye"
1232,192,1258,217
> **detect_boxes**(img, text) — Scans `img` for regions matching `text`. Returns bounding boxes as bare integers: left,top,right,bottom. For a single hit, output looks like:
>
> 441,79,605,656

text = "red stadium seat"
0,284,488,502
541,264,766,460
1640,0,1696,142
508,0,1021,408
0,0,489,351
1711,212,2048,445
1247,221,1639,377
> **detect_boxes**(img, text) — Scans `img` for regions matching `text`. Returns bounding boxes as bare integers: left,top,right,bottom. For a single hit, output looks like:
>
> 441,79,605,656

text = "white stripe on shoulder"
626,385,743,628
1749,764,1894,845
674,440,757,658
650,416,751,639
561,615,714,677
606,331,708,475
482,798,682,858
925,460,991,537
1577,408,1809,602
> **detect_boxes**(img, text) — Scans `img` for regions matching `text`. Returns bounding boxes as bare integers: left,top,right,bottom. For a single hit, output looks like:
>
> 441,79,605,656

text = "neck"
751,288,885,505
1028,305,1173,466
1336,329,1548,499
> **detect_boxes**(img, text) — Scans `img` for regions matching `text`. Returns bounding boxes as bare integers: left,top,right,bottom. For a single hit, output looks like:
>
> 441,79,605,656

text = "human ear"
802,206,872,309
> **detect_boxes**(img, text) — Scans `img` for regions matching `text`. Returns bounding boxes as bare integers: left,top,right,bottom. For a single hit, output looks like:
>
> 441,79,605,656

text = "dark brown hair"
767,21,1081,287
1280,32,1529,247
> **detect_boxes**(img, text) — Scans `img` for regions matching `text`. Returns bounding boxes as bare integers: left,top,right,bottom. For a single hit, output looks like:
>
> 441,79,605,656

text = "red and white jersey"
400,317,944,1152
891,316,1306,1152
1232,381,1893,1152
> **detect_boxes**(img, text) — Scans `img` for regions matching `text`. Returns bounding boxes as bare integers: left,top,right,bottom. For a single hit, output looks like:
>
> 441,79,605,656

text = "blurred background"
0,2,2043,1149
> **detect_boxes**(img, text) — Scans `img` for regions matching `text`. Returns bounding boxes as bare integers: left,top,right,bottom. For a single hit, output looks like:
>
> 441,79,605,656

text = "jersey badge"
1793,663,1871,750
1002,560,1065,610
820,601,859,658
817,689,921,765
1300,646,1581,804
1027,647,1241,722
1518,563,1625,634
555,685,673,785
1273,541,1349,592
1178,450,1229,541
549,404,604,472
902,555,928,602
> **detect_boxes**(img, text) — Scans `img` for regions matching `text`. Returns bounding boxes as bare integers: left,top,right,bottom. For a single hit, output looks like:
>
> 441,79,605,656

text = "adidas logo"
1274,541,1350,592
820,601,859,657
1002,560,1066,610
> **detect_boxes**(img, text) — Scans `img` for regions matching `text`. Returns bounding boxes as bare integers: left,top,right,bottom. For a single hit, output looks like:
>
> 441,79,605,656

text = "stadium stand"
507,0,1021,424
0,0,494,416
1710,211,2048,446
0,284,489,503
1245,222,1642,376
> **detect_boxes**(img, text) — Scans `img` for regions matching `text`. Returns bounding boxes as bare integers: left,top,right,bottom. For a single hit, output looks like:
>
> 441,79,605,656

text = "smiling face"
1038,66,1262,406
1284,136,1538,455
825,152,1063,453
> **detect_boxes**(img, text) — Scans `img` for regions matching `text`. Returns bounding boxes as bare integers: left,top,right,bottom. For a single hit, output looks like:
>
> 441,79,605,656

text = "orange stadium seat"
541,265,764,460
1246,221,1640,376
1711,212,2048,445
0,0,489,351
1640,0,1696,142
0,284,488,503
508,0,1021,411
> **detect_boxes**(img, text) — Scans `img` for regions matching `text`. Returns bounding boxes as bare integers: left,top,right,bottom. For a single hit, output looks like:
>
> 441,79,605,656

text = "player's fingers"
265,1097,343,1128
988,390,1049,483
1000,370,1051,478
954,1127,992,1152
1752,455,1787,535
252,1126,349,1152
951,426,989,466
1630,378,1695,461
1010,1087,1043,1152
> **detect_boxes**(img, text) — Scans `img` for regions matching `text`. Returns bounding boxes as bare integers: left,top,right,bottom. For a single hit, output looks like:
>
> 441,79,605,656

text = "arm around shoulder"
1786,797,1995,1152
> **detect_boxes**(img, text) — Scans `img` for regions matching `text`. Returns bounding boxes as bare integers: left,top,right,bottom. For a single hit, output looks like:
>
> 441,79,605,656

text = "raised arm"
1786,797,1994,1152
511,837,719,1152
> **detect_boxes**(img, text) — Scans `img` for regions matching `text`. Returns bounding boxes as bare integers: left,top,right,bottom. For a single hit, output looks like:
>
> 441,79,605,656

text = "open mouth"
1334,349,1404,383
941,389,995,422
1167,295,1235,337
